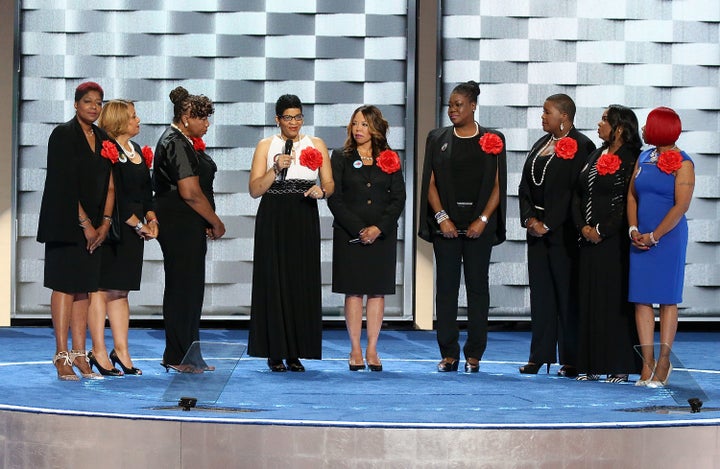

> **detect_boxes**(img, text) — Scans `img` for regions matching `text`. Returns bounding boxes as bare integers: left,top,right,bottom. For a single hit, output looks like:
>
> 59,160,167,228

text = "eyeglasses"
279,114,304,122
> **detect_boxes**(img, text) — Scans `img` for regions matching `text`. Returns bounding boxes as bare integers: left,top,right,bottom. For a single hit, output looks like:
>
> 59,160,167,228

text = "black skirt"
331,226,398,295
44,241,102,293
248,187,323,359
98,224,145,291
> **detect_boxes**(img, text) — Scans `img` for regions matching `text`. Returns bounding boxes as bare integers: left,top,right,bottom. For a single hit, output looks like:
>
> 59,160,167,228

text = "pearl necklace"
530,130,574,186
530,152,553,186
116,140,135,163
453,121,479,138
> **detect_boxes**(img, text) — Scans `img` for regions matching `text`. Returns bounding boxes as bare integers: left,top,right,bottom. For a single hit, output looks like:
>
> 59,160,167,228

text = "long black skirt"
248,190,322,360
576,236,641,375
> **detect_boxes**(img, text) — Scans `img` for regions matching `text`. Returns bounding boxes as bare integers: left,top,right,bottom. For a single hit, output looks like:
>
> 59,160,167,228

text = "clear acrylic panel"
162,341,246,405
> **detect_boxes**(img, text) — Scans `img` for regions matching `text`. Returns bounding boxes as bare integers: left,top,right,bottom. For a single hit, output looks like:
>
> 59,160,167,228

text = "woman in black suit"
518,93,596,377
418,81,507,373
153,86,225,372
327,105,406,372
37,81,112,380
572,105,642,382
88,99,157,376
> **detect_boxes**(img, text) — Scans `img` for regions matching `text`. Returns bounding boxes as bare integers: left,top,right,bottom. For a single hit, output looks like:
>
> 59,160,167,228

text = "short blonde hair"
98,100,134,139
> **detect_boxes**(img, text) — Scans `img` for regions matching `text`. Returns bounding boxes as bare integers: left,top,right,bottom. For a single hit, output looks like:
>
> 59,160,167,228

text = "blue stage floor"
1,327,719,429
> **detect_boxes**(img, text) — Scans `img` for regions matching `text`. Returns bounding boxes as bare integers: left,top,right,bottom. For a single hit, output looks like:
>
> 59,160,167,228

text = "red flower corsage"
299,147,324,171
555,137,577,160
100,140,119,164
376,149,401,174
596,153,621,176
191,137,206,152
478,133,503,155
141,146,154,169
657,150,683,174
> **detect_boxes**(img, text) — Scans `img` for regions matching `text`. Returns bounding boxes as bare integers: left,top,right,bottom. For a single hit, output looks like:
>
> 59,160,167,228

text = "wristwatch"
134,221,144,232
479,215,488,224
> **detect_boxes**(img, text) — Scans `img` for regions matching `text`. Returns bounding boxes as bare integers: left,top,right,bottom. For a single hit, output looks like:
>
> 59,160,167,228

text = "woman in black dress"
248,94,334,372
88,100,157,376
572,105,642,383
518,93,596,377
327,105,406,372
37,81,112,380
153,87,225,372
418,81,507,373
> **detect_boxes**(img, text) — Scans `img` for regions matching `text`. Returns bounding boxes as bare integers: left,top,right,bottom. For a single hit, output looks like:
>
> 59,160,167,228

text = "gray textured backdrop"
14,0,720,319
440,0,720,317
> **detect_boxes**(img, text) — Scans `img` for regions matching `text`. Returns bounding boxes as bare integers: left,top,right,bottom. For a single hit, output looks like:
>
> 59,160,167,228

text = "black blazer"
327,148,406,237
518,127,596,244
571,143,640,239
37,117,112,243
418,125,507,245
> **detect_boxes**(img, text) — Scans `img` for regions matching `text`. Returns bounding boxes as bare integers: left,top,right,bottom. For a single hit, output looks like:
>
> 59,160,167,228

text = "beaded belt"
267,179,315,195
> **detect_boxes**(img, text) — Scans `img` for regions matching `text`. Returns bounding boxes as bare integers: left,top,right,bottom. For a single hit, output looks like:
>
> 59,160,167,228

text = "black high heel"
437,358,459,372
110,349,142,375
558,365,578,378
87,350,123,376
348,355,366,371
465,358,480,373
160,362,200,373
267,358,287,372
286,358,305,372
366,356,382,372
519,362,550,374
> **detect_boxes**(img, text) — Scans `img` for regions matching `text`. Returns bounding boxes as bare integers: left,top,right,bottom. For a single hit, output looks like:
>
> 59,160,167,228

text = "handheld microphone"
280,139,293,181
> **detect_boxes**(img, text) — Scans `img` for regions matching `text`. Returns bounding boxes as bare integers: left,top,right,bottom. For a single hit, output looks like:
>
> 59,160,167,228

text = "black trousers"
526,235,579,366
432,234,493,361
157,210,208,365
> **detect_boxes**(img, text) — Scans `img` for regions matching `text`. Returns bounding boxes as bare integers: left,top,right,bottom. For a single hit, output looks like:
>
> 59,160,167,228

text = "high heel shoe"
635,360,656,386
52,351,79,381
69,350,103,379
557,365,578,378
348,355,366,371
110,349,142,375
519,362,550,374
160,362,200,373
267,358,287,372
366,356,382,372
286,358,305,372
464,358,480,373
647,363,673,388
87,350,123,376
437,358,459,372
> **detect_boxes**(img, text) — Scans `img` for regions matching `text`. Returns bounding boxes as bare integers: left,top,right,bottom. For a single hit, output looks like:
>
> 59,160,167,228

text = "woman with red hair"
627,106,695,387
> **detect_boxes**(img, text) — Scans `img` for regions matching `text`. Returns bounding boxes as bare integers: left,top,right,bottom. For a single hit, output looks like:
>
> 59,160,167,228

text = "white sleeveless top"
266,134,319,181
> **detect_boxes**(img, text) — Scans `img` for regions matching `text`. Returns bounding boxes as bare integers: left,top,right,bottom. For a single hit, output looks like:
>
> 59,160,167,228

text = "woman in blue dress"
627,107,695,387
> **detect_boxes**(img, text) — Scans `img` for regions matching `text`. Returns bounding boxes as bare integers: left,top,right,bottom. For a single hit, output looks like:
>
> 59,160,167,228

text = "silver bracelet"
628,225,638,240
649,231,659,245
434,210,449,224
594,224,601,237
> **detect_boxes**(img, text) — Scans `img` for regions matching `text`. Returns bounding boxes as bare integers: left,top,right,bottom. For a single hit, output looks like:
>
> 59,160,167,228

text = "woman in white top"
247,94,334,372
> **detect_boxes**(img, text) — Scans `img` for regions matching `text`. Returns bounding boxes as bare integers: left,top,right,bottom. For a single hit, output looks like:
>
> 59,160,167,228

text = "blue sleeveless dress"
628,148,693,304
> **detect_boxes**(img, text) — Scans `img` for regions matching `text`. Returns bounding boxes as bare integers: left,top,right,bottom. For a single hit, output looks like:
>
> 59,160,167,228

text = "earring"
560,122,565,132
184,122,188,128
